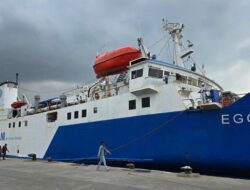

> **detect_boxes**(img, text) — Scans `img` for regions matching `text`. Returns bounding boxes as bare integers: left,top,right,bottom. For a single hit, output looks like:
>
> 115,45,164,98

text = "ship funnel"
60,95,67,108
34,95,40,110
16,73,19,85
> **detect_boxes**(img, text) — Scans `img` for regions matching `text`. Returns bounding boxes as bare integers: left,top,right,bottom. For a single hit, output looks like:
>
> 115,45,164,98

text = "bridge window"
198,79,204,87
13,122,15,128
129,100,136,110
24,120,28,127
74,111,79,119
82,109,87,117
142,97,150,108
93,107,98,114
176,73,187,83
188,77,197,86
164,71,170,76
47,112,57,122
148,67,163,78
18,121,21,127
131,69,143,79
67,112,71,120
8,123,11,128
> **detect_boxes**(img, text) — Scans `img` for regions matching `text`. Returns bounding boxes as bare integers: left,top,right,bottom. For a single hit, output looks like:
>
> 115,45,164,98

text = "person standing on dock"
97,141,111,171
2,144,9,160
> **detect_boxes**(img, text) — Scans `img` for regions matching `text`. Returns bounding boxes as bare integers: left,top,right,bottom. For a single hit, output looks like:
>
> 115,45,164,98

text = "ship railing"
195,97,220,105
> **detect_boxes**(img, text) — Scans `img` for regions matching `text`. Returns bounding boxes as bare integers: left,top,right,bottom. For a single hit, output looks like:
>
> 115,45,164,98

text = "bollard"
28,153,36,161
126,163,135,169
180,166,192,174
47,157,53,162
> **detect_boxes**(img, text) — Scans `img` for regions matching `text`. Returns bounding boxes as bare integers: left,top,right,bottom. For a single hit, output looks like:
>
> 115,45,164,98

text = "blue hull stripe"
44,94,250,173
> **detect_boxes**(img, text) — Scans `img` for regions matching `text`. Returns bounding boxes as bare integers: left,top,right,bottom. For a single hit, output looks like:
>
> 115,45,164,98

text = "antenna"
137,37,150,58
162,19,194,67
162,19,184,66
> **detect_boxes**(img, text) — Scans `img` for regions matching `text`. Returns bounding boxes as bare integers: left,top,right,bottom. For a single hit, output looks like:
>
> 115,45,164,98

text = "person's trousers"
97,156,108,170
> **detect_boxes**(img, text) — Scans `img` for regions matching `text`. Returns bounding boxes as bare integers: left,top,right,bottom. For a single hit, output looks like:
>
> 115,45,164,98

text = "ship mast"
163,19,193,68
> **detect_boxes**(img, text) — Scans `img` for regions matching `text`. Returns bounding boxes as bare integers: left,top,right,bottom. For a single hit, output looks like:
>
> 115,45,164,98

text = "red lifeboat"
11,101,27,109
94,46,142,78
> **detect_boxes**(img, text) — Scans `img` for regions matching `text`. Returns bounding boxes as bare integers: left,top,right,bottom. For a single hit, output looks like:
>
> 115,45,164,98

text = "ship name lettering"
221,114,250,125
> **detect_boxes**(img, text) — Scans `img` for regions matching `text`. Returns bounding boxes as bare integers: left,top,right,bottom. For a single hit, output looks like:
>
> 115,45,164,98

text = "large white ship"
0,21,249,175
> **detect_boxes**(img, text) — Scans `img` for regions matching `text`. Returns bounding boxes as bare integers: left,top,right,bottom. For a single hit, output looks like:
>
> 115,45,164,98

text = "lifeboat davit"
94,46,142,78
11,101,27,109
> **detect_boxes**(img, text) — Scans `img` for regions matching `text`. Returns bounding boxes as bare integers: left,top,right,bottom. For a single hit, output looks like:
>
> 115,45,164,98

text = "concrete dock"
0,159,250,190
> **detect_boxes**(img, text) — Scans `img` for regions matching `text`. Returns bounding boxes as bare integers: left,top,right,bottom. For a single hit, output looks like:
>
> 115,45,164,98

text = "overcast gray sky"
1,0,250,100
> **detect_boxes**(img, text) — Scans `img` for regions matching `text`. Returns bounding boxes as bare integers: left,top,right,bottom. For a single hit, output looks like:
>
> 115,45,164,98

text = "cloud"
0,0,250,100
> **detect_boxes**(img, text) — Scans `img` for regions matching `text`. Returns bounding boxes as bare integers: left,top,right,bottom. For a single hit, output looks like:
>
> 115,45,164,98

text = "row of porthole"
67,98,150,120
8,120,28,128
67,108,96,120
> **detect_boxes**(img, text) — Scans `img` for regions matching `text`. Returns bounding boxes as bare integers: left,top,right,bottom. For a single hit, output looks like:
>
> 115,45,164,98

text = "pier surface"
0,159,250,190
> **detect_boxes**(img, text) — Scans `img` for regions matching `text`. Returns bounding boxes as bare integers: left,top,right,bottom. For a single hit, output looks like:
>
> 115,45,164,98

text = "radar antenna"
162,19,193,67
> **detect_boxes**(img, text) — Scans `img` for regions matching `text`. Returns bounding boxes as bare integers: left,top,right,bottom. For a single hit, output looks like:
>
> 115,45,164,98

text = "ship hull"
43,94,250,175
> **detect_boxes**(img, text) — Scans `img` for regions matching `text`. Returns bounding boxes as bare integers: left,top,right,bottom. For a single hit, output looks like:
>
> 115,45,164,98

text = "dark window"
8,123,11,128
24,120,28,127
74,111,79,119
148,68,163,78
176,73,181,81
164,71,170,76
12,110,18,117
47,112,57,122
82,109,87,117
129,100,136,110
67,112,71,120
13,122,15,128
93,107,97,114
163,76,168,84
131,69,143,79
176,73,187,83
18,121,21,127
142,97,150,108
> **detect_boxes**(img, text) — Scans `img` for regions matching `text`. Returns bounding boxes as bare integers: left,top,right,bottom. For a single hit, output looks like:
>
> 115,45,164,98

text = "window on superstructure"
142,97,150,108
188,77,197,86
131,69,143,79
148,67,163,78
198,79,204,87
82,109,87,117
129,100,136,110
13,122,15,128
18,121,21,127
67,112,71,120
24,120,28,127
176,73,187,83
74,111,79,119
13,110,18,118
93,107,98,114
8,123,11,128
164,71,170,76
47,112,57,122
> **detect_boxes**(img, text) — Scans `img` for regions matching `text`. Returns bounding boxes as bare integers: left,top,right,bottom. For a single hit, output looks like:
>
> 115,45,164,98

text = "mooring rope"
110,111,185,152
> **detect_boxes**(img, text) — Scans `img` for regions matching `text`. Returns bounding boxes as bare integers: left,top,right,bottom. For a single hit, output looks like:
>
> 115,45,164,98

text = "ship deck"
0,158,249,190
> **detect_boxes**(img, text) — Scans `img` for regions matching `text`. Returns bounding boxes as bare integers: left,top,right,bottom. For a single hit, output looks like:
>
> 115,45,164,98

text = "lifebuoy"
95,93,100,100
222,97,232,106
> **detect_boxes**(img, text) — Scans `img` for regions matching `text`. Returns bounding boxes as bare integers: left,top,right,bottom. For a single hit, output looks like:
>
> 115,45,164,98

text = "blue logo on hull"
0,132,5,141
